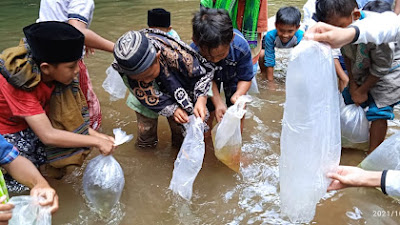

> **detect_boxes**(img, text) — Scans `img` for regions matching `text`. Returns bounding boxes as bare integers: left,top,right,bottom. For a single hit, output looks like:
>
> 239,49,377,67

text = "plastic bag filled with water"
279,40,341,223
169,115,205,201
83,128,132,213
8,196,51,225
212,95,252,172
360,131,400,171
340,96,369,143
102,66,127,101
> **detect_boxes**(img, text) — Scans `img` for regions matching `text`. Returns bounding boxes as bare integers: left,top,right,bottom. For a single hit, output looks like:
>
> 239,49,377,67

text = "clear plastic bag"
340,96,369,143
212,95,252,172
360,131,400,171
82,128,132,213
8,196,51,225
102,66,127,101
279,40,341,223
169,115,205,200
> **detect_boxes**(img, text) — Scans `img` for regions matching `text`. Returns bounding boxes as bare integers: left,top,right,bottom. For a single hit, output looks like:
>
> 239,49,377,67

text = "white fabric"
385,170,400,197
36,0,94,27
354,11,400,45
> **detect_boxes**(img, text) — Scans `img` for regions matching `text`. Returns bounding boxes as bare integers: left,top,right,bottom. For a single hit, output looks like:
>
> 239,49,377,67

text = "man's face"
275,23,299,44
199,44,230,63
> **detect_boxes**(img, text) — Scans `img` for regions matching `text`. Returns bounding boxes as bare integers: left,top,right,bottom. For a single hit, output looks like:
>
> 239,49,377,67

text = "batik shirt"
125,29,214,117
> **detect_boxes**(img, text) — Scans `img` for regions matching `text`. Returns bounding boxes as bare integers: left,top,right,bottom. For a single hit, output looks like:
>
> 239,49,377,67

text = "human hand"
230,93,242,105
304,22,356,48
30,183,59,213
193,96,207,121
351,88,368,106
96,137,116,156
174,108,189,124
214,103,227,123
327,166,381,191
0,196,13,224
85,46,95,58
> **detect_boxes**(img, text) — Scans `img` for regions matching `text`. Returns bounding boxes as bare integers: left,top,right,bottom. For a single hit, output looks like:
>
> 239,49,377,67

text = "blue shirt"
0,135,19,165
190,29,253,98
263,29,304,67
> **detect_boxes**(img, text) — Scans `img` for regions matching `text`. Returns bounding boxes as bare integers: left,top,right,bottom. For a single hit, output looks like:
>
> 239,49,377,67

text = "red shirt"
0,75,54,134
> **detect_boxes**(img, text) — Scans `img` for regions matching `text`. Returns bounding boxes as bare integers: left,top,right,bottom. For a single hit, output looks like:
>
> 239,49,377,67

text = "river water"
1,0,400,224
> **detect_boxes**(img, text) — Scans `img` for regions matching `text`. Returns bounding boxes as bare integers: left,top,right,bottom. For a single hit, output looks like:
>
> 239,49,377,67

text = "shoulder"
231,29,251,55
265,30,278,42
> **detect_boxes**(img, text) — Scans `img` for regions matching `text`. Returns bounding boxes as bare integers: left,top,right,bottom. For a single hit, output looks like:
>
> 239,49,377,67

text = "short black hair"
363,0,392,13
192,8,233,49
316,0,358,23
275,6,301,26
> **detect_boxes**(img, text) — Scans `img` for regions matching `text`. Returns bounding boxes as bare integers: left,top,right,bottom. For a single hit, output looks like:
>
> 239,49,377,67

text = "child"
363,0,392,12
0,22,115,191
316,0,400,153
148,8,181,40
0,134,58,219
190,8,253,130
263,6,304,84
37,0,116,130
124,8,183,144
112,29,214,148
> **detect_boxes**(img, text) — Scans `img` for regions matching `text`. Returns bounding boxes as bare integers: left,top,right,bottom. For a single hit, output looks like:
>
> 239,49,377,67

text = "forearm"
266,67,274,81
394,0,400,15
82,29,115,52
235,80,252,96
210,81,224,107
357,74,379,94
359,170,382,187
68,20,114,52
334,59,348,81
3,156,48,189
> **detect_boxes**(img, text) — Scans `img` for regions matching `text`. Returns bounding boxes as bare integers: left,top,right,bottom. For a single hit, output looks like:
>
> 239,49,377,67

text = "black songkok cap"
23,21,84,63
148,8,171,28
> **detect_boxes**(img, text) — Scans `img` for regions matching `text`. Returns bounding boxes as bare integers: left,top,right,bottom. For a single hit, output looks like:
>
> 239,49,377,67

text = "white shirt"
354,11,400,45
385,170,400,197
36,0,94,27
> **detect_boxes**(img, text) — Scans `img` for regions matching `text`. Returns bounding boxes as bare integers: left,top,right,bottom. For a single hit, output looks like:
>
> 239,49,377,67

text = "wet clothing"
37,0,102,130
191,29,253,111
0,135,19,165
341,11,400,109
134,112,184,148
263,29,304,67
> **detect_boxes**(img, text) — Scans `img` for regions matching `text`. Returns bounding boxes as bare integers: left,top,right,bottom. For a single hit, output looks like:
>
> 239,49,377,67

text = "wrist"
361,170,382,187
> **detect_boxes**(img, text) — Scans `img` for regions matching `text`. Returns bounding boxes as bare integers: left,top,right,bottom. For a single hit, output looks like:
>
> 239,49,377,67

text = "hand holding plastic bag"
8,196,51,225
212,95,252,172
83,128,132,213
102,66,127,101
169,115,205,200
340,96,369,143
